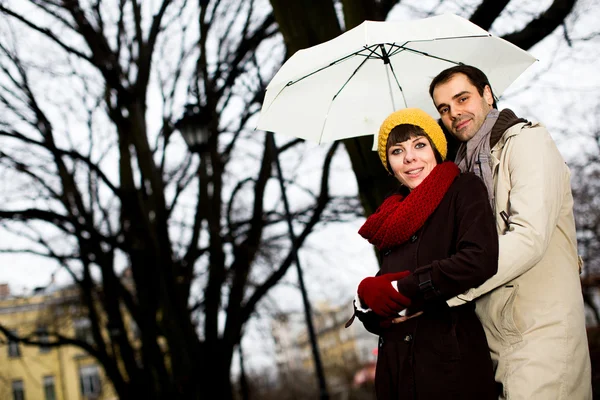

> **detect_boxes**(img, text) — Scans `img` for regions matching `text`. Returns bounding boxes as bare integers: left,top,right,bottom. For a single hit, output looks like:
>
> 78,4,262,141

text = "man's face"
431,73,494,142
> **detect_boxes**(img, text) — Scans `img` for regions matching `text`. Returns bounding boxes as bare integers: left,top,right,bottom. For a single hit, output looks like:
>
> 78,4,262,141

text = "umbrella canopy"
256,13,537,145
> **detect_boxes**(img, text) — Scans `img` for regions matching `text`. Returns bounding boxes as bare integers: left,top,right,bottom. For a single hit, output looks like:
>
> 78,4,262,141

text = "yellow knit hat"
378,108,447,173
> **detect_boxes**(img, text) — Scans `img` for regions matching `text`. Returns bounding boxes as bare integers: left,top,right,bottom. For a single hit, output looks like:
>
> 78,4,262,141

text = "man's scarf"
454,109,499,210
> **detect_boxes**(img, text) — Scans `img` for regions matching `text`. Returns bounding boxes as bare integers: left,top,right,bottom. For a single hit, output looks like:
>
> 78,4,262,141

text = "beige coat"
448,121,592,399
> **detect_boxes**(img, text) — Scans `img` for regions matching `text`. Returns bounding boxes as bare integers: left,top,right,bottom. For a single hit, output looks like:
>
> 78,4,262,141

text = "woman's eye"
415,142,426,149
391,148,402,155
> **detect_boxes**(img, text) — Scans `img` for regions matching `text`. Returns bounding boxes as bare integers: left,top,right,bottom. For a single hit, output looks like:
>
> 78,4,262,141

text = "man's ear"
483,85,493,107
437,118,460,161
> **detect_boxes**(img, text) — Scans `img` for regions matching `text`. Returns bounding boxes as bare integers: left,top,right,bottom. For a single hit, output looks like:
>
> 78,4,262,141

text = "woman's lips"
405,167,423,176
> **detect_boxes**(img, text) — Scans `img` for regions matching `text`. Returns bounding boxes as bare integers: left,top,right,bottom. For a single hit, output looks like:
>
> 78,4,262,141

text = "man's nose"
450,107,461,119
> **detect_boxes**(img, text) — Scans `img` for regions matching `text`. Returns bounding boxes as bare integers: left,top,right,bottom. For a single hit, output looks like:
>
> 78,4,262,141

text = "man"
429,65,592,400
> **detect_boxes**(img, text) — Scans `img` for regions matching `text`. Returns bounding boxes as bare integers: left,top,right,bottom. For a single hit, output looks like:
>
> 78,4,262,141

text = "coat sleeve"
449,125,569,303
396,174,499,309
353,305,384,336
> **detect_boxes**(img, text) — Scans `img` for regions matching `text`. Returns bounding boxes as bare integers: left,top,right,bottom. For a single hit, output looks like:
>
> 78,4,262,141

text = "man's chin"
452,131,471,142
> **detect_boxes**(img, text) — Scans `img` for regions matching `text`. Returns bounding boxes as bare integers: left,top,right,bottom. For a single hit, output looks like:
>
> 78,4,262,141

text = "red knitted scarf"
358,162,459,251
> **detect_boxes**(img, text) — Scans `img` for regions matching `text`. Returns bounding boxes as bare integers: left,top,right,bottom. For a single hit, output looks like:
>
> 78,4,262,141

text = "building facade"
0,283,114,400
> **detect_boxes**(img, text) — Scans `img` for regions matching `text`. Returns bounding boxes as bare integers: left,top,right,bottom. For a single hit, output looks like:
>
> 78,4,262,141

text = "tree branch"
469,0,511,31
501,0,577,50
0,5,92,62
241,141,340,321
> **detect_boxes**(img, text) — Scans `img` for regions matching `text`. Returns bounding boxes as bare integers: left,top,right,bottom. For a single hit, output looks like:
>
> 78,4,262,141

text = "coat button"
383,249,391,256
410,235,417,242
403,334,413,342
379,337,384,347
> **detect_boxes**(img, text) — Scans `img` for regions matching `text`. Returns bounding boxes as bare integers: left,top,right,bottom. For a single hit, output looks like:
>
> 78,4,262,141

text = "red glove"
358,271,411,317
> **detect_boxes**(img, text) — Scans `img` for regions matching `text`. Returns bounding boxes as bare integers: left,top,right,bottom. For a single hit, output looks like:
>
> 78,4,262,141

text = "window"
12,379,25,400
74,318,94,345
43,376,56,400
37,326,51,353
8,330,20,358
79,365,101,398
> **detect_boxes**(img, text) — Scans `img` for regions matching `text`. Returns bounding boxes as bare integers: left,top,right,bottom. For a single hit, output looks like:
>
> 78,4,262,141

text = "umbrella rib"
261,45,384,124
359,44,386,60
318,54,373,143
407,34,490,42
286,44,383,86
287,53,358,85
396,35,491,65
385,42,409,58
399,46,462,65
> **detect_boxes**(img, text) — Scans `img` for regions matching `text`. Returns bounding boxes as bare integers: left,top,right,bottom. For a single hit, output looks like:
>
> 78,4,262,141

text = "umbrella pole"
380,44,408,110
384,62,397,112
269,133,330,400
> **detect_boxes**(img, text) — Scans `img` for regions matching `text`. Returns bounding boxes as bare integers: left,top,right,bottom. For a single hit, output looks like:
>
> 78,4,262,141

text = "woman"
350,108,498,399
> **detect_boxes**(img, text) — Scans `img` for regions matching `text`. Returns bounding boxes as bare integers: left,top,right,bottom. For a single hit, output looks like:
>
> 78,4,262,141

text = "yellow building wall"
0,290,116,400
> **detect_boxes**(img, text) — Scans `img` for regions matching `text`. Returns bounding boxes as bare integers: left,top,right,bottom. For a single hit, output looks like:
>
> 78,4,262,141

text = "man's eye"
459,97,467,102
439,107,448,114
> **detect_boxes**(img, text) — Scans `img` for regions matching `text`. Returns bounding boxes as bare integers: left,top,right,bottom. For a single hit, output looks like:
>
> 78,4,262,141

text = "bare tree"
0,1,361,399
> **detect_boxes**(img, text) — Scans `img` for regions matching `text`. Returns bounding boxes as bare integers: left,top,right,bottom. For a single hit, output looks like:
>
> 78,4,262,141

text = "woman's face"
387,135,438,190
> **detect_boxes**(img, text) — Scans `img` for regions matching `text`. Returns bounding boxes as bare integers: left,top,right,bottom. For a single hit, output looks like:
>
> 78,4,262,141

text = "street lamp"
175,104,212,153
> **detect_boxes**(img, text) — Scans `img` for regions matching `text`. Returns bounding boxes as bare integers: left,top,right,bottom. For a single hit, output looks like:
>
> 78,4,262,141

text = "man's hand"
391,311,424,324
358,271,411,317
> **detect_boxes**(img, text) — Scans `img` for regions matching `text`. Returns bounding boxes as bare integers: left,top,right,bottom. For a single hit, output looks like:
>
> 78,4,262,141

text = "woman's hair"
386,124,444,169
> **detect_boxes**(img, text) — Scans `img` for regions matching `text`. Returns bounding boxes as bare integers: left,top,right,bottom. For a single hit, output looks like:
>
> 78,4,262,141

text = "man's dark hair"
429,65,498,109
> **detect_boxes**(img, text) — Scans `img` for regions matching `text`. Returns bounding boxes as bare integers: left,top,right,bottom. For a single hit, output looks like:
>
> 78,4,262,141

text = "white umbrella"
256,13,536,146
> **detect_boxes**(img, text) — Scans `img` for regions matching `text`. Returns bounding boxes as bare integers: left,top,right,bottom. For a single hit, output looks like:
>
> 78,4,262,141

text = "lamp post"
175,104,213,153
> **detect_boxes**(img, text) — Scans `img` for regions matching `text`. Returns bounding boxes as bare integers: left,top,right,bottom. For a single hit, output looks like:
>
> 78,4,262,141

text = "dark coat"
356,172,499,400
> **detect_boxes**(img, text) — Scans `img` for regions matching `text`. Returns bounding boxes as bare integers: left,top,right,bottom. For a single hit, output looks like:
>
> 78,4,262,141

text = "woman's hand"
357,271,411,317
